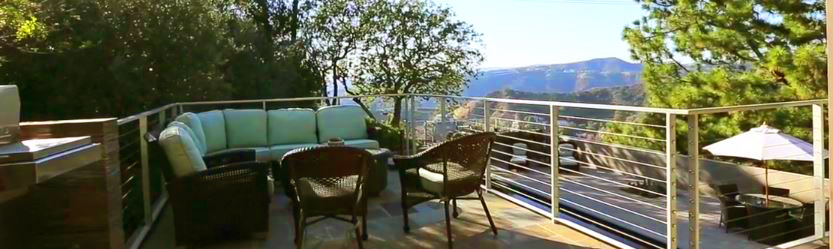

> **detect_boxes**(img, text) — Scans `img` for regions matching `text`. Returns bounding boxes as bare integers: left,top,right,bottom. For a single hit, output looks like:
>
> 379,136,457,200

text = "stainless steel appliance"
0,85,20,145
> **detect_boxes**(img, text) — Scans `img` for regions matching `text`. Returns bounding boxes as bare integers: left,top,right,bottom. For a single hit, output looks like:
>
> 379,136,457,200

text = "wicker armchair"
716,184,747,232
394,132,497,249
146,129,270,247
282,146,373,249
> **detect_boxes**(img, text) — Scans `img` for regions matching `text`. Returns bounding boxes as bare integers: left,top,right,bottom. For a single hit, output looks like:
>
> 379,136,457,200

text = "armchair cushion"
197,110,228,153
174,113,207,154
167,121,206,155
223,109,268,148
316,105,368,143
343,139,380,149
267,109,317,145
417,162,478,195
158,126,207,177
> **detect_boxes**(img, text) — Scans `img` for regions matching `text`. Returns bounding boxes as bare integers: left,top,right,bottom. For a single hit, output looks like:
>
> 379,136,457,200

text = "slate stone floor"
140,171,614,249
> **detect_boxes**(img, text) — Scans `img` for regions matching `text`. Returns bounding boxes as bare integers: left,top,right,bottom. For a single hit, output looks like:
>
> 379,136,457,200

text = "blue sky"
432,0,645,69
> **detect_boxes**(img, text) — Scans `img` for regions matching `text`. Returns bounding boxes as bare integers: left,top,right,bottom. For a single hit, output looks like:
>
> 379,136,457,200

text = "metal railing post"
409,96,416,153
440,97,447,123
262,101,267,110
549,105,560,221
483,100,491,190
402,97,410,155
812,104,825,239
139,116,152,226
665,113,677,249
687,114,700,249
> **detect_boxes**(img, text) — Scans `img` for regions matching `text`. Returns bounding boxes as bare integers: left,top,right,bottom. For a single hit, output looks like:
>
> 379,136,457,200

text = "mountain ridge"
463,57,643,97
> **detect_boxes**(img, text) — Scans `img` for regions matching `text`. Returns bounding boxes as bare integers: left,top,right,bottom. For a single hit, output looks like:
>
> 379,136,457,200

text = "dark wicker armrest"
203,149,257,168
393,155,423,171
170,161,270,202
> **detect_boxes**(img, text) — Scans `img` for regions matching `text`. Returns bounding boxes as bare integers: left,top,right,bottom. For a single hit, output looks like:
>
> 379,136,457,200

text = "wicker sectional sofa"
161,105,380,177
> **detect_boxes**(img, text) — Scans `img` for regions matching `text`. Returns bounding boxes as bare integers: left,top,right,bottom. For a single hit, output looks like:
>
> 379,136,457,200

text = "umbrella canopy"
703,124,827,161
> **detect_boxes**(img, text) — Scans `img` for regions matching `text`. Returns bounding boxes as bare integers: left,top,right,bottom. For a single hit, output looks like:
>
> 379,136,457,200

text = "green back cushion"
174,113,207,153
267,108,318,145
167,121,206,155
158,126,207,177
197,110,228,153
223,109,268,148
316,105,369,143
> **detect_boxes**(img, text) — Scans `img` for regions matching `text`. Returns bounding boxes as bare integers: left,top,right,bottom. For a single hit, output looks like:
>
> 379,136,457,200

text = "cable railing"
113,93,828,249
403,94,828,249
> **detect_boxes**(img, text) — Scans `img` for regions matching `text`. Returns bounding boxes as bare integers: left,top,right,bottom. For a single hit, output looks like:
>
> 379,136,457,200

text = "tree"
351,0,483,126
0,0,320,120
605,0,826,172
303,0,372,105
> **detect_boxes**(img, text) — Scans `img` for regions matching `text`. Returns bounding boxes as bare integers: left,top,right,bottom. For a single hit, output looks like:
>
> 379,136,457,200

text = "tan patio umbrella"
703,124,828,201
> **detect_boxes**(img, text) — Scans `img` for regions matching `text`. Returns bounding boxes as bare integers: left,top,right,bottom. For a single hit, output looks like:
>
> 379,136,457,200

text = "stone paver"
140,170,614,249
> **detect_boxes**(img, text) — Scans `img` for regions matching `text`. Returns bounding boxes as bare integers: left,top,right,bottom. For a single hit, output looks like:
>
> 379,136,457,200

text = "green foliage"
352,0,484,125
0,0,320,121
304,0,484,126
367,118,404,151
609,0,826,173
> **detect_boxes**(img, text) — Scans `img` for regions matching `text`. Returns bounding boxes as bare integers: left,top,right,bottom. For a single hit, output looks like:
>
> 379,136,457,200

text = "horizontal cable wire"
559,187,667,224
729,217,798,236
560,198,666,238
493,141,551,157
560,126,666,142
494,127,552,137
491,165,552,186
559,167,667,197
491,174,551,196
558,177,666,210
488,108,551,117
492,149,552,167
491,117,551,127
565,137,669,156
753,226,813,244
559,157,667,183
559,146,668,171
490,157,552,177
559,208,665,249
724,207,798,224
496,134,551,147
559,115,667,129
491,181,549,204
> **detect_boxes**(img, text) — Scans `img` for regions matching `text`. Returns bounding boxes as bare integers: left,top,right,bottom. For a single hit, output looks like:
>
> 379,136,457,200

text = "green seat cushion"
174,113,207,155
206,147,271,162
167,121,206,155
316,106,368,143
223,109,268,148
418,162,478,195
342,139,379,149
270,144,321,162
267,109,318,145
158,126,207,177
197,110,228,153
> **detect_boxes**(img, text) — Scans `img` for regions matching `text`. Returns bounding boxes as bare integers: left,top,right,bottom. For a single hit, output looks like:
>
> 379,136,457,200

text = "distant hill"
463,57,643,97
454,85,645,124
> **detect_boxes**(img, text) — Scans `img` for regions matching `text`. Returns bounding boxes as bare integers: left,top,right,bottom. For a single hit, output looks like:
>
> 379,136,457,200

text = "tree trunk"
390,97,403,127
290,0,301,42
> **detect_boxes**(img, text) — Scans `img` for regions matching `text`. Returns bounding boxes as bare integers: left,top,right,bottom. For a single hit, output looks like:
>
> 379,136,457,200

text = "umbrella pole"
764,163,769,206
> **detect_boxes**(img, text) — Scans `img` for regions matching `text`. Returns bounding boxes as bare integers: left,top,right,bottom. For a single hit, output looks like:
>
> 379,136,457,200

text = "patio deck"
139,170,614,249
